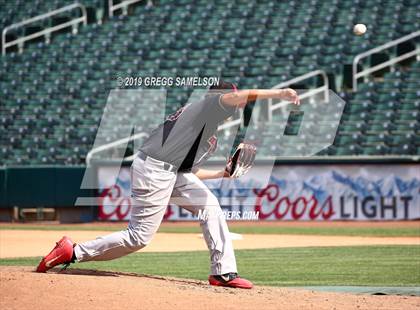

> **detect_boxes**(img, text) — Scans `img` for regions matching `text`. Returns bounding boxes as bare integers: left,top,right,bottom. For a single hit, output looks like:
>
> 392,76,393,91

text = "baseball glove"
225,142,256,178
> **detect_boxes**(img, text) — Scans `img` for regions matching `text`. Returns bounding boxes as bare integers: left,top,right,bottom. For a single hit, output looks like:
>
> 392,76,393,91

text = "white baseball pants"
74,154,237,275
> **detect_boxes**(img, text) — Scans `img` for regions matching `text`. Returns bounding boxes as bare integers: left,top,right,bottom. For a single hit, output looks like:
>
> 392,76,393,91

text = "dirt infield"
1,223,419,309
1,266,418,310
1,229,419,258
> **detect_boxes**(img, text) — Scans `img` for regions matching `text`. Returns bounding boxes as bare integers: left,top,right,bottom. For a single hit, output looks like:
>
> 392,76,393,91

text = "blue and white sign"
97,164,420,221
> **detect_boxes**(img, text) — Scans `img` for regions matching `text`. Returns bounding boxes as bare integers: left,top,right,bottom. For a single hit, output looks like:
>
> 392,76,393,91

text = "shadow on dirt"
45,268,207,286
30,267,246,293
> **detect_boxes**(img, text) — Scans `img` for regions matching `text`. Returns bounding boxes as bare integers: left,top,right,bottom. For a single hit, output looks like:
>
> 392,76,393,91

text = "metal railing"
109,0,152,17
2,3,87,55
217,107,243,133
268,70,329,121
86,132,148,166
352,30,420,91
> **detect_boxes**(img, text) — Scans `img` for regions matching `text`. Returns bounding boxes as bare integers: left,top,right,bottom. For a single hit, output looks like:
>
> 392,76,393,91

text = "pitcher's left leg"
170,172,252,288
171,172,236,274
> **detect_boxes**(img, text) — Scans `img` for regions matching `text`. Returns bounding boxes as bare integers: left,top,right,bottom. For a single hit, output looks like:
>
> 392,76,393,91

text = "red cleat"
36,236,74,273
209,273,253,289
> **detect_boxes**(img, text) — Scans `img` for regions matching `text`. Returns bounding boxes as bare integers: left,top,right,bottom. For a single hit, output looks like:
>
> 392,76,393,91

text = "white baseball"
353,24,367,36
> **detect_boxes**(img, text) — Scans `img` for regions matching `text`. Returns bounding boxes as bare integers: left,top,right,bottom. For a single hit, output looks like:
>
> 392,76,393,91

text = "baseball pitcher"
36,81,300,289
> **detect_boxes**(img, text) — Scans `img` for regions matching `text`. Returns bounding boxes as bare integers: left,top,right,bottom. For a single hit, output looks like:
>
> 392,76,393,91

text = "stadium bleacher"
0,0,104,29
0,0,419,165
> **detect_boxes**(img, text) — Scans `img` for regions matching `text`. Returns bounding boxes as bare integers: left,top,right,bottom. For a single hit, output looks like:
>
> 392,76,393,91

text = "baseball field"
1,221,419,310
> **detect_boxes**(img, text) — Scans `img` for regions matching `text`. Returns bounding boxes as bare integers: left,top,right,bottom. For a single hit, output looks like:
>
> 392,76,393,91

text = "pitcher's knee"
198,202,224,223
126,227,151,251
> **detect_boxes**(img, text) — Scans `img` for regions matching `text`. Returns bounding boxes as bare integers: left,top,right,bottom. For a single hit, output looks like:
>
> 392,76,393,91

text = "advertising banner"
97,164,420,221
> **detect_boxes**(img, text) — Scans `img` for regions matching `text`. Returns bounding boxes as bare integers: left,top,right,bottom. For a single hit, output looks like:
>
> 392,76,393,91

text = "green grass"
160,225,420,237
1,224,419,237
2,245,419,287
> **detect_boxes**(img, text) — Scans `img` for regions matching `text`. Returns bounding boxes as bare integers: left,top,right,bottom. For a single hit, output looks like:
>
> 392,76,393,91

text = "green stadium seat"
1,0,419,164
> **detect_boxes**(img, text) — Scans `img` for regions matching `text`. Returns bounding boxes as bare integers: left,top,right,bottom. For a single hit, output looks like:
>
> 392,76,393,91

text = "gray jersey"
140,93,235,171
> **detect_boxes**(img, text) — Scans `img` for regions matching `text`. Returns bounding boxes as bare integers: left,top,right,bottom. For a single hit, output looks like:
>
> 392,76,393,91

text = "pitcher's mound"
1,266,418,310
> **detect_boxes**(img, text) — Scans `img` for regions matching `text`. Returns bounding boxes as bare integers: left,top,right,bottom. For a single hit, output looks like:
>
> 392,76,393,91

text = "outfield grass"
1,224,419,237
2,245,419,287
160,225,420,237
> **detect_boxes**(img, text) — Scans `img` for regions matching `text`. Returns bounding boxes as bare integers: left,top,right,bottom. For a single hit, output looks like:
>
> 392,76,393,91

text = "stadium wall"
2,158,418,222
96,160,419,222
0,166,95,222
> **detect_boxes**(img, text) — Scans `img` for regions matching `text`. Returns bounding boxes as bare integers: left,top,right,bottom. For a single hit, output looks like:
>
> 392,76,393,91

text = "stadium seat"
1,0,419,164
